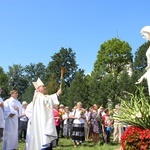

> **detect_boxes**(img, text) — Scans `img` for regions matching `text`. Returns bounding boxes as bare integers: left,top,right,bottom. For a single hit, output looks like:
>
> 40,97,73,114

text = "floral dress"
89,111,101,134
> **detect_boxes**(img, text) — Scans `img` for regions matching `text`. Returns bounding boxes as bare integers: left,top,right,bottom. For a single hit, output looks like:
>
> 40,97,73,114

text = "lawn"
53,138,120,150
0,138,120,150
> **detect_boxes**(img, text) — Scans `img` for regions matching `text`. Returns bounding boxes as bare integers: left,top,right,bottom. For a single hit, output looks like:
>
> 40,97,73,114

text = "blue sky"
0,0,149,74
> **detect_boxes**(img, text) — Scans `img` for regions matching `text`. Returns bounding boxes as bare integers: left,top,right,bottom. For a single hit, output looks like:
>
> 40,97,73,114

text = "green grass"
54,138,120,150
0,141,25,150
0,138,120,150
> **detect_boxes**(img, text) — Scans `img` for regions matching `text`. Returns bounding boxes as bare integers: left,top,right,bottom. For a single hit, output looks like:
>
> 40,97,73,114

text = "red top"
102,114,111,127
53,109,61,126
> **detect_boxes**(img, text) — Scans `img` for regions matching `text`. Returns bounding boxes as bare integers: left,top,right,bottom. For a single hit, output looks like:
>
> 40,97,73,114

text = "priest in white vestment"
26,78,62,150
0,87,4,141
2,90,22,150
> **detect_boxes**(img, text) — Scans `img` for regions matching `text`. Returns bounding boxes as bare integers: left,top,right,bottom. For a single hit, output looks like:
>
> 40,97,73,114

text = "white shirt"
20,108,28,122
73,109,86,124
62,112,70,124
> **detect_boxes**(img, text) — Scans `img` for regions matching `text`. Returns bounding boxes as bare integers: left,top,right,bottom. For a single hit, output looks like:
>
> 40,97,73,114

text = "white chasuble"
26,92,59,150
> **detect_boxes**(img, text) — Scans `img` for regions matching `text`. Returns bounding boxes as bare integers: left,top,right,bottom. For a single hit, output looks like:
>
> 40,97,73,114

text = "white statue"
135,26,150,95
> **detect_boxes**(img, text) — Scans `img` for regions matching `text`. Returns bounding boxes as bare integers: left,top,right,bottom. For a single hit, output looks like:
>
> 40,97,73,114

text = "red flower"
121,126,150,150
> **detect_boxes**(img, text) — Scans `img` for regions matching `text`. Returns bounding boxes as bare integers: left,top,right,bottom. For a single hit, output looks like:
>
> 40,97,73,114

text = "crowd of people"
0,79,126,150
52,102,126,148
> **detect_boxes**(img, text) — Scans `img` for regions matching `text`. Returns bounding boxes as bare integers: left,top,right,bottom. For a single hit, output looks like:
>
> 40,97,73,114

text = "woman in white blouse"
70,102,86,147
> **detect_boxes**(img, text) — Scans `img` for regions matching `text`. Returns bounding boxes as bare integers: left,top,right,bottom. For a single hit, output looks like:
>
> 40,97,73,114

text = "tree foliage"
94,38,133,75
46,47,78,85
66,69,88,109
21,85,35,103
0,39,149,109
88,71,102,106
24,63,46,84
46,73,59,95
134,41,150,71
99,73,119,107
0,67,9,99
132,41,150,96
7,64,28,100
45,47,79,106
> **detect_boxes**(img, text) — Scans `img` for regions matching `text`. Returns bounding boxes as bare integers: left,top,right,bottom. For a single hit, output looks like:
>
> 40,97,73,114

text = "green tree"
133,41,149,82
46,47,79,107
0,66,9,99
46,47,78,85
134,41,150,71
118,70,135,99
46,73,59,94
24,63,46,84
88,71,102,106
22,63,47,102
99,73,119,108
66,69,88,109
133,41,150,96
21,85,35,103
94,38,133,75
7,64,28,100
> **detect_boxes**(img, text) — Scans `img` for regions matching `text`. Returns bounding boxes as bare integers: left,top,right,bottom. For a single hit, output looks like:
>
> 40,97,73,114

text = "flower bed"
121,126,150,150
114,88,150,150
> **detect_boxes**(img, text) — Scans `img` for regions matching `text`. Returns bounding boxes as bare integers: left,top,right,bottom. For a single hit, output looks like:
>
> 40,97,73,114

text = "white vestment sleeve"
50,93,59,105
44,93,59,136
